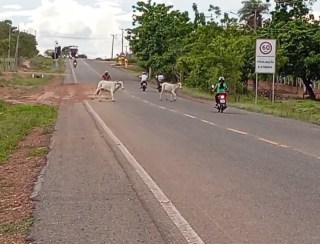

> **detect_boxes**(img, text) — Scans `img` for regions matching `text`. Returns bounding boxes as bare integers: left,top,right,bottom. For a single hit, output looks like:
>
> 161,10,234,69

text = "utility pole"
8,23,11,60
53,41,58,69
253,8,257,33
14,27,20,71
125,46,128,55
120,28,125,54
111,34,117,59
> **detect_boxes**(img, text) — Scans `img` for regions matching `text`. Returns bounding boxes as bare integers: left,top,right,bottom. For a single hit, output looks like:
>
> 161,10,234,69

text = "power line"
37,34,110,40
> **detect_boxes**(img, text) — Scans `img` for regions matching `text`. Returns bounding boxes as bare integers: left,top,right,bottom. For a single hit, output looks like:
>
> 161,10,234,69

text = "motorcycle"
216,93,227,113
141,81,147,92
73,62,77,68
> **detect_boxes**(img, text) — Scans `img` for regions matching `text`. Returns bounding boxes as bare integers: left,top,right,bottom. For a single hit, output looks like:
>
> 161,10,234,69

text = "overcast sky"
1,0,320,58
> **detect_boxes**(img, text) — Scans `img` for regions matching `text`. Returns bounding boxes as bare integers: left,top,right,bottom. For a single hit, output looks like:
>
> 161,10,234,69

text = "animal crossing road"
76,59,320,243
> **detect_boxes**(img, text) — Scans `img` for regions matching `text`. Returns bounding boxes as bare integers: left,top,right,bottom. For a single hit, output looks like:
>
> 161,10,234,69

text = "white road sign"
255,39,276,74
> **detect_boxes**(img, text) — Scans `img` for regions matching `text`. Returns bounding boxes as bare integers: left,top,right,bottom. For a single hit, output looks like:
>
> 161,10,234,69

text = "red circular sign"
259,42,272,55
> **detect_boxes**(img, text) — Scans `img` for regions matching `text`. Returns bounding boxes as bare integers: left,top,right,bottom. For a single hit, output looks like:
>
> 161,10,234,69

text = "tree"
127,0,193,78
271,0,316,21
238,0,271,29
269,20,320,99
0,20,38,58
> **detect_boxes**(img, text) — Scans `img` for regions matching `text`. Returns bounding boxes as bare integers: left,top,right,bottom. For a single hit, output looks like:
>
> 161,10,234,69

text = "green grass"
0,100,57,164
231,97,320,125
29,56,65,73
179,86,213,100
180,86,320,125
124,65,145,73
0,74,53,88
0,217,33,235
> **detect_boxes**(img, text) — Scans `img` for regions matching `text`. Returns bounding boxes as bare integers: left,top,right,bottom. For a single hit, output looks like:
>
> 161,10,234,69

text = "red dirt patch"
1,74,97,105
0,128,52,244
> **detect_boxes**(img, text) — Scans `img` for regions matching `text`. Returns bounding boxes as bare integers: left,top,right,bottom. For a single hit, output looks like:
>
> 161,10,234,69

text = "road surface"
31,59,320,244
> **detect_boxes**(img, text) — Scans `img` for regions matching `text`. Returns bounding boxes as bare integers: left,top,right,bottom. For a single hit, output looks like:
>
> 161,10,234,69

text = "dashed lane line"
201,119,216,126
184,113,197,119
119,86,320,160
258,138,280,146
227,128,248,135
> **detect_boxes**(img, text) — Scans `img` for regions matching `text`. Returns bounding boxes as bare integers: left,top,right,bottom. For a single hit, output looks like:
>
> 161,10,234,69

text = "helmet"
142,72,146,74
219,76,225,81
105,70,108,73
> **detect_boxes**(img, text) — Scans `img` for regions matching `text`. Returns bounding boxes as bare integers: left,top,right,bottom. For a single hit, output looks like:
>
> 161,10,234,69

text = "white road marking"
83,101,205,244
278,144,289,148
227,128,248,135
83,69,319,162
184,113,196,119
258,137,280,146
200,119,215,126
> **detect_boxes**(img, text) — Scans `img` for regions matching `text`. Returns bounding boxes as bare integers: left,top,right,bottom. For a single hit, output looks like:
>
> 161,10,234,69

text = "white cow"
160,82,182,102
94,80,124,101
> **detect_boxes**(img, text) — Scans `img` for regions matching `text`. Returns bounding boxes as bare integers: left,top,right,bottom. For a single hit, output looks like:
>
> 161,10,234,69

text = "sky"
1,0,320,58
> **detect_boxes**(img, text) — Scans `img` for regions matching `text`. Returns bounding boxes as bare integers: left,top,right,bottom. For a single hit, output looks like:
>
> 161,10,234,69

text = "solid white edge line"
83,101,205,244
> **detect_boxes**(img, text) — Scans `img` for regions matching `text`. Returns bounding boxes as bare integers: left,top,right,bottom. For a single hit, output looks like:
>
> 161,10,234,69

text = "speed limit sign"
255,39,276,74
259,42,272,55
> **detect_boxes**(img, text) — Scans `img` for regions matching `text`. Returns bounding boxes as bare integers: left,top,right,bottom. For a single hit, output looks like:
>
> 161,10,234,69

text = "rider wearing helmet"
212,76,229,106
140,71,148,87
156,73,165,89
102,70,112,80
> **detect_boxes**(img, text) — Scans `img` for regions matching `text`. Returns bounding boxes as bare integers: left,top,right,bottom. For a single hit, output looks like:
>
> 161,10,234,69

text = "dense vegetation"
127,0,320,100
0,20,38,58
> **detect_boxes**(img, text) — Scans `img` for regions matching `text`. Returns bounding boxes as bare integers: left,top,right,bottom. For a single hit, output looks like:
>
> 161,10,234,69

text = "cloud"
9,0,132,58
2,4,22,10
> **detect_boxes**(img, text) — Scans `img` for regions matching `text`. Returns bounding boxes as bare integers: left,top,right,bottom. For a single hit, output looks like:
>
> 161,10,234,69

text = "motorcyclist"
212,76,229,107
102,70,112,80
139,72,148,88
156,74,164,89
73,58,77,67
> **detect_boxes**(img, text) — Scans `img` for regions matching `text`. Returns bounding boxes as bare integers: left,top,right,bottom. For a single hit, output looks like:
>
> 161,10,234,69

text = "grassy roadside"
0,74,53,88
0,99,57,163
182,86,320,125
0,61,59,242
28,56,65,74
118,64,320,125
0,64,59,163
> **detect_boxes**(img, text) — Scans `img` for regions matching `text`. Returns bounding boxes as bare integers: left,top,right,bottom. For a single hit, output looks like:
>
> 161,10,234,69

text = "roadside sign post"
255,39,277,104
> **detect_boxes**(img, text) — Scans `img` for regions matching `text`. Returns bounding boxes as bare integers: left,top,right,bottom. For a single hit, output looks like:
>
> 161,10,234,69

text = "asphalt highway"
32,58,320,244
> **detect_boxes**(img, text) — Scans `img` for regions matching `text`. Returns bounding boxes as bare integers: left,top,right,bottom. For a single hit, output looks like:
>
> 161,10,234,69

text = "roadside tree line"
127,0,320,100
0,20,38,59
